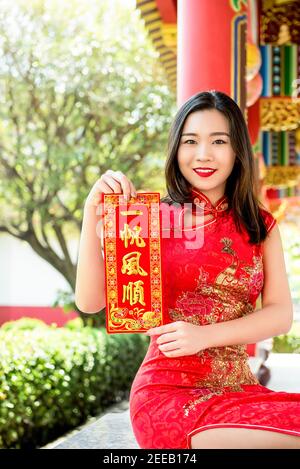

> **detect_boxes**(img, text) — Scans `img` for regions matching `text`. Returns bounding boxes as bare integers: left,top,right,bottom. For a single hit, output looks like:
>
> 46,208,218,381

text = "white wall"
0,234,79,306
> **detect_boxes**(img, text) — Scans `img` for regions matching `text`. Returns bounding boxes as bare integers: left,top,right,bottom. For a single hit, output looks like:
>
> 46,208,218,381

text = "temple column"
177,0,247,111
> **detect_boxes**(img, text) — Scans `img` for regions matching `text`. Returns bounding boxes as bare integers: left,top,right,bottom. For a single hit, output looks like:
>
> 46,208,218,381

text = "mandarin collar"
190,187,229,215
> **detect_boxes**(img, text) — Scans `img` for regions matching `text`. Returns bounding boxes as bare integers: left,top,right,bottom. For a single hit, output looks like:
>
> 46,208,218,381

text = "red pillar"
177,1,258,358
177,0,247,109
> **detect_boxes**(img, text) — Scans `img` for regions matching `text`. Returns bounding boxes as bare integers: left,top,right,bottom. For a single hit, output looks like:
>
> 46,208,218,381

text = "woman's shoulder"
258,206,277,234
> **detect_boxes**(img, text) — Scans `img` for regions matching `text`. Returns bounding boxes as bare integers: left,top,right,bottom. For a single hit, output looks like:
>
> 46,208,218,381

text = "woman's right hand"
84,169,137,211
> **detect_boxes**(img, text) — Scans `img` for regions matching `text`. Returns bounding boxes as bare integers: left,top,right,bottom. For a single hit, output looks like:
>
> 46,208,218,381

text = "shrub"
272,322,300,353
64,317,85,330
1,317,48,331
272,334,300,353
0,320,149,448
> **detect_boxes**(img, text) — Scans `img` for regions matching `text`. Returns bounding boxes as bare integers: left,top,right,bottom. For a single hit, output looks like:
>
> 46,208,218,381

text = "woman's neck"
191,187,227,208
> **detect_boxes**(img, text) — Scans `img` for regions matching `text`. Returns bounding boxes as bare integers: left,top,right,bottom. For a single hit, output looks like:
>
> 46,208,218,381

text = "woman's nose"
195,144,213,161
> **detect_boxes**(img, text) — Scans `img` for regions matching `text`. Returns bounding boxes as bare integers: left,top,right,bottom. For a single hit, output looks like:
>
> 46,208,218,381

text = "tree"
0,0,176,324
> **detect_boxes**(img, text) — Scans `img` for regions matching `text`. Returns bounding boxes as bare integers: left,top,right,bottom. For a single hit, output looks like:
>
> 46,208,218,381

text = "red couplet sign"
102,192,164,333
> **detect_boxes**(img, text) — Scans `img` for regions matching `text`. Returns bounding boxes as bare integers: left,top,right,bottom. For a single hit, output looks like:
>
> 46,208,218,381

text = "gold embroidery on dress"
170,237,261,416
182,346,259,416
183,390,224,416
242,255,263,277
214,237,240,285
200,347,259,389
170,237,256,326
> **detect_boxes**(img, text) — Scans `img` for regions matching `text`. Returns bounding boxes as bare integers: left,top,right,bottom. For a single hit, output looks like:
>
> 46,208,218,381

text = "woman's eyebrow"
181,132,230,137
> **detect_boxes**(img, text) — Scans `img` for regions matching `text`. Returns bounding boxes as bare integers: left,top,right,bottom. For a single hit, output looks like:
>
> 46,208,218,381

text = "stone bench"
50,406,138,449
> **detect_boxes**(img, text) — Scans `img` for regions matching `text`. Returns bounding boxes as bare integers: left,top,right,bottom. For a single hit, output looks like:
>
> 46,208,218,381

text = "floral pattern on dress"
129,191,300,449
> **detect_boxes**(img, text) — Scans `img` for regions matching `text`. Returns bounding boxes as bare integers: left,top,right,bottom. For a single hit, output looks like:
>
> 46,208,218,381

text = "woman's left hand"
145,321,212,357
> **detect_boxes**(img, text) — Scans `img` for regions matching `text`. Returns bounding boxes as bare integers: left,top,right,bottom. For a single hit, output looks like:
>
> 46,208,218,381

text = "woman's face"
177,109,236,204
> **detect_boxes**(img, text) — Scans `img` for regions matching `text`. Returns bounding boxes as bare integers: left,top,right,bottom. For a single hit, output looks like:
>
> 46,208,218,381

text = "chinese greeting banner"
102,192,164,333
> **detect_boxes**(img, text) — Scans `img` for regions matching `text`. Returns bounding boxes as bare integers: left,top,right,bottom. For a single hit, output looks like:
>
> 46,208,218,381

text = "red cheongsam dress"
129,188,300,449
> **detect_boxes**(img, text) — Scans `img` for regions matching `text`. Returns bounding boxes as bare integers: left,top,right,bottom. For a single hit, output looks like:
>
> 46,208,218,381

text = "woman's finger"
107,170,132,199
158,341,179,352
128,180,137,198
100,174,122,193
157,333,177,345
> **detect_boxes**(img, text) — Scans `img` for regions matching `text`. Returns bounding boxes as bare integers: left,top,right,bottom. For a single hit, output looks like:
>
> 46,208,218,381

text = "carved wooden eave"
135,0,177,93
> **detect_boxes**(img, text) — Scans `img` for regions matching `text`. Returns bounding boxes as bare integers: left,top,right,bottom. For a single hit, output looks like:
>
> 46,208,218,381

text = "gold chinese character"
122,280,145,306
120,224,146,248
121,252,148,276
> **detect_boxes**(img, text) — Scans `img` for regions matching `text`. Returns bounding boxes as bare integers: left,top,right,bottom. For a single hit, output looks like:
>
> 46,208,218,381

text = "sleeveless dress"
129,188,300,449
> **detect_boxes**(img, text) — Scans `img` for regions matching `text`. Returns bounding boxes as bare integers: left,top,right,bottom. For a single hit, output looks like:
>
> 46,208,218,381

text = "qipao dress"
129,188,300,449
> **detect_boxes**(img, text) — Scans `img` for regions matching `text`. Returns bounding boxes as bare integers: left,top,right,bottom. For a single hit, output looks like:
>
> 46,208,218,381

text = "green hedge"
272,322,300,354
273,334,300,353
0,318,149,448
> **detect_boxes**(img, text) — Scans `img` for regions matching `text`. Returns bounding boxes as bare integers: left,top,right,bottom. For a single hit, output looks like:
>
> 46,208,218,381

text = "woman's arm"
207,224,293,347
75,170,136,314
75,205,106,314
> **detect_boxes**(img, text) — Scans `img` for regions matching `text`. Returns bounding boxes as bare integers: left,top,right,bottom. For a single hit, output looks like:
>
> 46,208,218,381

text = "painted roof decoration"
136,0,177,93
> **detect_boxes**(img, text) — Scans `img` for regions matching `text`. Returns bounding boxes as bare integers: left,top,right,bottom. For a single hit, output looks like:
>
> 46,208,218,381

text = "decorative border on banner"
103,193,164,333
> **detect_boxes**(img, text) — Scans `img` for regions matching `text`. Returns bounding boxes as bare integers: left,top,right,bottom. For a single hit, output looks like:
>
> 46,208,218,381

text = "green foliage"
272,322,300,353
53,290,106,328
273,334,300,353
64,317,85,330
1,317,48,331
0,0,175,307
0,0,174,218
279,223,300,305
53,290,77,314
0,318,149,448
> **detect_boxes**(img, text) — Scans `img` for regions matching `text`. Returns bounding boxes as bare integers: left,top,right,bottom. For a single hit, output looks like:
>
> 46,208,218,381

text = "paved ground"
42,353,300,449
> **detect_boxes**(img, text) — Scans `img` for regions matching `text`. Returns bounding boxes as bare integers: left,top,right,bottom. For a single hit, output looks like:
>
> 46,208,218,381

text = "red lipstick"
193,168,217,178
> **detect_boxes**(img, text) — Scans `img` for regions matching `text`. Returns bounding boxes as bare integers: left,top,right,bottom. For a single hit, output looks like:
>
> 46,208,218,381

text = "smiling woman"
161,90,269,245
128,90,300,450
75,88,300,450
177,109,235,203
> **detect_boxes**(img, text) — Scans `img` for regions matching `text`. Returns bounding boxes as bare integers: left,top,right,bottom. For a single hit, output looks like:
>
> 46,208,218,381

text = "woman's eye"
182,139,227,145
183,139,195,144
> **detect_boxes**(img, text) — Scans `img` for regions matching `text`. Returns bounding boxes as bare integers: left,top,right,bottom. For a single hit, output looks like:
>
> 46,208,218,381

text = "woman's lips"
193,168,217,178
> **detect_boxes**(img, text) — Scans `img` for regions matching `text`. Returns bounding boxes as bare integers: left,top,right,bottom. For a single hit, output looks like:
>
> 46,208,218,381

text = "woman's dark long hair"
161,90,269,244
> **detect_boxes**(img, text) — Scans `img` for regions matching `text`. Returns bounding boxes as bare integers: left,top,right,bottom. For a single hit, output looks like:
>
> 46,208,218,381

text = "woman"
75,91,300,449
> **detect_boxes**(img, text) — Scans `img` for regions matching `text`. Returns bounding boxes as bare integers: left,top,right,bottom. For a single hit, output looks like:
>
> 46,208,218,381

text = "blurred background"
0,0,299,449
